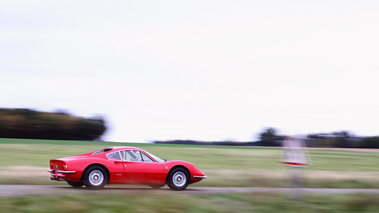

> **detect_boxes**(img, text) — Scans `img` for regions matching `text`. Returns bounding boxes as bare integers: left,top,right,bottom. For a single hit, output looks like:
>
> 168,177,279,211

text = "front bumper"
193,175,207,179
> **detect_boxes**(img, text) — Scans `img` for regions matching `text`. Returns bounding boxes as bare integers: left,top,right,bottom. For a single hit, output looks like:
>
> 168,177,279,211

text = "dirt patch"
307,147,379,152
305,171,379,180
1,166,377,181
0,166,49,178
203,169,379,180
253,146,379,152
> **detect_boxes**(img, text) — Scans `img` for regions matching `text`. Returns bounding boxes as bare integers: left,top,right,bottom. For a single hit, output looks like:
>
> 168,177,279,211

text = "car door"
120,150,165,184
105,151,128,183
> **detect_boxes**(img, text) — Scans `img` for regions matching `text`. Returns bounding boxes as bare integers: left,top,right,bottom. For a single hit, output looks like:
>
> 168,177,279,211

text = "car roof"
91,146,143,156
103,146,142,151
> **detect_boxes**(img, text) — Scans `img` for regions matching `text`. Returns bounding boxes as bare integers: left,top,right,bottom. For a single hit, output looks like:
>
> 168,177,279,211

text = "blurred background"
2,1,379,212
1,0,379,143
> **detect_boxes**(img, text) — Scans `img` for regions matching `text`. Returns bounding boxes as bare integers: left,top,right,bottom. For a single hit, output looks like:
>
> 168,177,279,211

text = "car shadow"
55,185,203,192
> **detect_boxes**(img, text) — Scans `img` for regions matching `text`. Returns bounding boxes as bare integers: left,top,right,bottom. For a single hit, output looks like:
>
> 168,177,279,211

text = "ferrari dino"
48,146,206,190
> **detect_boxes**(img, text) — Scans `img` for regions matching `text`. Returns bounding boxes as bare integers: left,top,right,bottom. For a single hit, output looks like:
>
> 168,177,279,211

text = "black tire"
67,180,84,188
149,184,165,189
83,166,108,189
167,167,189,190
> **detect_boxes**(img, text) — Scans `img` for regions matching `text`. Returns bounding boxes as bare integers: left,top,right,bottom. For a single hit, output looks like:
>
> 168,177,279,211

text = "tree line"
258,127,379,148
0,108,106,141
155,128,379,148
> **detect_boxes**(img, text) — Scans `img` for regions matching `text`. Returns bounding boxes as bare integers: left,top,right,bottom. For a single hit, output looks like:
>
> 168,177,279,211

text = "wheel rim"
172,171,186,187
88,170,104,186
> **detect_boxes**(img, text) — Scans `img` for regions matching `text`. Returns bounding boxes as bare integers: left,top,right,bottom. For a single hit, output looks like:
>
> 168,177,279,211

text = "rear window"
92,148,113,155
106,151,122,160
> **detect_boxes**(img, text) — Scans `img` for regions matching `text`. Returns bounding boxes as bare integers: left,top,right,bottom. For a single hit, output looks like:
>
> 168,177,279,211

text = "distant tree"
333,131,352,148
361,137,379,148
306,131,354,148
259,127,280,146
0,108,106,141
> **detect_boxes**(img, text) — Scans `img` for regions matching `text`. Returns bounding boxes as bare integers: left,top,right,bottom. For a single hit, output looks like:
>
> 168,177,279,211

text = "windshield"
144,151,165,163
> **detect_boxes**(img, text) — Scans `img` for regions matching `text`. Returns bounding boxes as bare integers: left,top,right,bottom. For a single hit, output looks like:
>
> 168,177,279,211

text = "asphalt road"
1,185,379,197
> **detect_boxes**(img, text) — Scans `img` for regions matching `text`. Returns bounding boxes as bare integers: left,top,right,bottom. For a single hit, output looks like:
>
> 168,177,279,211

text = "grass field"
0,138,378,188
1,191,379,213
1,138,379,212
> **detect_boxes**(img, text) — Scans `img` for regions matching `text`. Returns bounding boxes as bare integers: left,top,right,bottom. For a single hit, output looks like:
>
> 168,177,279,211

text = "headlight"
62,165,68,170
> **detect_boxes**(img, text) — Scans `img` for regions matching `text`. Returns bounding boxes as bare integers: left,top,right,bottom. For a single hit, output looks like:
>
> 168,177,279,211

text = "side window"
141,152,154,162
106,151,121,160
122,150,142,162
121,150,154,162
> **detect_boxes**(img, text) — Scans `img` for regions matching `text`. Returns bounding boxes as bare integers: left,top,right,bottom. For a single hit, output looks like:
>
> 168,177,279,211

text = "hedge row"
0,108,106,141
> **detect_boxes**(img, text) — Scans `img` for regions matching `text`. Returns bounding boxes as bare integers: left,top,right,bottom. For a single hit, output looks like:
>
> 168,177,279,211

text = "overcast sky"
1,1,378,142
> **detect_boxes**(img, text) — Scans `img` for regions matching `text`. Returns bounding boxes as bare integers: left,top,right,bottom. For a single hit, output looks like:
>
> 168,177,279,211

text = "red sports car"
48,146,206,190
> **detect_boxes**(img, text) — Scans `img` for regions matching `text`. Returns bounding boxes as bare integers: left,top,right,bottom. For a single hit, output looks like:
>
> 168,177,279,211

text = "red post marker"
279,136,311,167
279,136,312,201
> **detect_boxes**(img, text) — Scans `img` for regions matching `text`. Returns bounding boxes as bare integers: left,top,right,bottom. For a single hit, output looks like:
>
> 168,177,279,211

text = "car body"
48,146,206,190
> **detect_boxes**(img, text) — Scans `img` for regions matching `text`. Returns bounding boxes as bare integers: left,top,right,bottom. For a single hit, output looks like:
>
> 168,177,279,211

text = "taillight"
50,164,53,169
62,165,68,170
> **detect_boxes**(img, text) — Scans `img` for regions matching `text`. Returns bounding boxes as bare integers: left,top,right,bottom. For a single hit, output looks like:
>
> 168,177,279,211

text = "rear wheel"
67,180,84,188
167,167,189,190
83,166,107,189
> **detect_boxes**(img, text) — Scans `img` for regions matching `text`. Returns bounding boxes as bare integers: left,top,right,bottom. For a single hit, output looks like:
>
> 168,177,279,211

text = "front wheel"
167,168,189,190
83,166,107,189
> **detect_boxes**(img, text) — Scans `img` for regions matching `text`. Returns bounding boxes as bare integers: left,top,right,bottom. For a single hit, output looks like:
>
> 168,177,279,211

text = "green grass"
1,192,379,213
1,138,379,212
0,138,378,188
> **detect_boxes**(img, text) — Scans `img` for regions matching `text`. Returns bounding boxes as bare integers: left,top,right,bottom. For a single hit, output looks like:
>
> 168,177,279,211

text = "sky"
1,1,378,142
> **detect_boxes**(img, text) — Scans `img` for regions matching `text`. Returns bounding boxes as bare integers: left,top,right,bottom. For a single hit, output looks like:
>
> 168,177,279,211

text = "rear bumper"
48,169,77,181
48,169,76,174
50,175,65,181
49,173,66,181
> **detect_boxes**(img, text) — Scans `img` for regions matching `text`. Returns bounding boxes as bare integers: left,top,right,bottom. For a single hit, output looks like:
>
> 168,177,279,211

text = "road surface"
1,185,379,197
